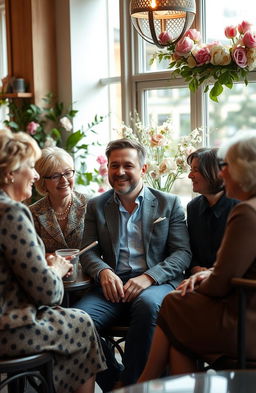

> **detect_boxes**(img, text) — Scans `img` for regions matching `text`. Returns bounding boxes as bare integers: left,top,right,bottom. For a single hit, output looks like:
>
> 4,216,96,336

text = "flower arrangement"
1,94,107,192
152,21,256,102
121,116,202,193
2,93,77,148
95,155,109,193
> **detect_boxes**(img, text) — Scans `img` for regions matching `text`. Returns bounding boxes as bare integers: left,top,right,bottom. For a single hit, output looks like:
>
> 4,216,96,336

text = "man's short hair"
105,138,146,167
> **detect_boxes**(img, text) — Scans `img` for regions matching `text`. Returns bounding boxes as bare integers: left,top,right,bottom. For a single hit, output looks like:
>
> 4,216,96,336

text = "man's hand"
122,274,154,302
176,270,211,296
99,269,124,303
191,266,208,275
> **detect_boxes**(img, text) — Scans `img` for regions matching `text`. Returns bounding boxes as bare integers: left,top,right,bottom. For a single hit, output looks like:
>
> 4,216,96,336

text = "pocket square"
153,216,166,224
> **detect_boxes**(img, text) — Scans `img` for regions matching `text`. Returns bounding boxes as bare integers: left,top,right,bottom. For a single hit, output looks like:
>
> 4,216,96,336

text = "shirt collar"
114,186,145,208
198,193,227,218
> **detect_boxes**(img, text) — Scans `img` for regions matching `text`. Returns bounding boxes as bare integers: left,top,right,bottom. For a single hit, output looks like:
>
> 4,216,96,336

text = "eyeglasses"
44,169,75,181
218,161,228,170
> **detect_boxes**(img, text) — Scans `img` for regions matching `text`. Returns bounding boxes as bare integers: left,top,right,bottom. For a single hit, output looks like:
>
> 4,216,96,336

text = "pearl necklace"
54,199,72,221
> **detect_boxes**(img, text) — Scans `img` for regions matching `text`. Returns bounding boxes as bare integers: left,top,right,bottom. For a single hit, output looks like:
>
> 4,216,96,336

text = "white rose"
44,136,56,147
60,116,73,131
159,158,177,174
210,45,231,66
246,48,256,70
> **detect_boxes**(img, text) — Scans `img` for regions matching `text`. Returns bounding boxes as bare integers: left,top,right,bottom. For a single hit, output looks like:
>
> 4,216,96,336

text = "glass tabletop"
113,370,256,393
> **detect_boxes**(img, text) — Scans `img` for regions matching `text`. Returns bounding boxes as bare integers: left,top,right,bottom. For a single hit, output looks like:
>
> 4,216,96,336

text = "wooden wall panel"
5,0,57,104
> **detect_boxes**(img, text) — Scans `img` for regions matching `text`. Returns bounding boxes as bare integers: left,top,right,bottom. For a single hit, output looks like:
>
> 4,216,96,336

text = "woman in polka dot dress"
0,129,106,393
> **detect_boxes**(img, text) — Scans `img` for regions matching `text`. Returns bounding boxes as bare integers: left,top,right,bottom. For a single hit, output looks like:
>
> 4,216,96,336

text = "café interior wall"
55,0,112,145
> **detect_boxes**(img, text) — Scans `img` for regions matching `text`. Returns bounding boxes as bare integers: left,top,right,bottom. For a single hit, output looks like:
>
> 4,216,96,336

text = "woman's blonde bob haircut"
0,129,41,187
35,146,74,195
219,131,256,194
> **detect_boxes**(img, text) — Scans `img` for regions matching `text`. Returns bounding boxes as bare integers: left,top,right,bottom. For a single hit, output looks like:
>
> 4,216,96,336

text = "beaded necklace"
54,199,72,221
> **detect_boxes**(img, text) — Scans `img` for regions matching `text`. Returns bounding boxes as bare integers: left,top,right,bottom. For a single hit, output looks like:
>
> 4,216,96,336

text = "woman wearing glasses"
29,147,88,253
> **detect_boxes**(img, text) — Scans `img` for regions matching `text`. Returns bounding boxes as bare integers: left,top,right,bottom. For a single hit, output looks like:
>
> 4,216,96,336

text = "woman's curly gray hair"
0,129,41,187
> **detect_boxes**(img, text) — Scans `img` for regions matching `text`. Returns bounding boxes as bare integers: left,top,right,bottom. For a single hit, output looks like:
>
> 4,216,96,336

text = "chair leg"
238,287,246,369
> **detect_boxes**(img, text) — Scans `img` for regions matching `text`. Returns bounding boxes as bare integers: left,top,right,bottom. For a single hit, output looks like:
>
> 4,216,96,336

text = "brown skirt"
157,290,238,364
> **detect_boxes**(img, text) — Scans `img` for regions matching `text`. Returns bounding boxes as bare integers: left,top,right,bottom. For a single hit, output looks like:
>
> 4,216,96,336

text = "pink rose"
96,155,107,165
158,31,172,45
175,36,194,56
184,29,200,42
238,21,253,34
98,186,106,193
224,25,237,39
98,165,108,177
150,134,165,147
26,121,40,135
243,31,256,48
232,47,247,68
193,47,211,65
206,41,220,50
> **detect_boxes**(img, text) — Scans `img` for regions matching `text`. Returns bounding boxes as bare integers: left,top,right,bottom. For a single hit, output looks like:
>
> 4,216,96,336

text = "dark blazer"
80,187,191,288
29,191,88,253
187,194,239,270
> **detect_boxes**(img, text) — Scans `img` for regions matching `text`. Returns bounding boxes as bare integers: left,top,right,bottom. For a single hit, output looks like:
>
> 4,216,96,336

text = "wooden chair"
0,352,55,393
231,277,256,369
199,277,256,372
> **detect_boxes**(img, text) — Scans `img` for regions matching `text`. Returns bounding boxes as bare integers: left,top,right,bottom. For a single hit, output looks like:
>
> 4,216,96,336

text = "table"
62,268,92,307
115,370,256,393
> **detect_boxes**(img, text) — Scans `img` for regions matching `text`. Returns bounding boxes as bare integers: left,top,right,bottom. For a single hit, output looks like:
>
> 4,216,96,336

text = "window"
123,0,256,201
69,1,256,198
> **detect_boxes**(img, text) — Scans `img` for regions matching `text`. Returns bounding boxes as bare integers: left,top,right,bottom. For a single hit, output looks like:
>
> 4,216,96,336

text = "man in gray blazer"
75,138,191,389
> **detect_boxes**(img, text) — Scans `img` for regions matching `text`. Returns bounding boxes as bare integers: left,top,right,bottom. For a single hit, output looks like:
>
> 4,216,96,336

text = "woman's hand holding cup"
46,254,73,278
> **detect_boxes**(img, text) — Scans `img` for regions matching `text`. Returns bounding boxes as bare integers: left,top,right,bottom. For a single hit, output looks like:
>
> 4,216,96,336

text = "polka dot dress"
0,192,106,393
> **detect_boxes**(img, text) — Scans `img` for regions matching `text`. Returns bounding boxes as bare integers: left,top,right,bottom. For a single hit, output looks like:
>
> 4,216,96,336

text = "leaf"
50,128,61,140
189,79,198,93
65,130,85,151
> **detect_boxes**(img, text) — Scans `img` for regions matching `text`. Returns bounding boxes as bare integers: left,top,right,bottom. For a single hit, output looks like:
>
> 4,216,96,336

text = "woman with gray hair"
29,146,88,254
138,131,256,381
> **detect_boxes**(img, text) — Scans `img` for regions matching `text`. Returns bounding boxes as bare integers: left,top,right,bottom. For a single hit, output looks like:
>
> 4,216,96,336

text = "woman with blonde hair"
0,129,106,393
138,131,256,381
29,146,88,253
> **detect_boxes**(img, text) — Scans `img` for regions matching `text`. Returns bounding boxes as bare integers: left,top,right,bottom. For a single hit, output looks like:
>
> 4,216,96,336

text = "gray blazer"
80,187,191,288
29,191,88,253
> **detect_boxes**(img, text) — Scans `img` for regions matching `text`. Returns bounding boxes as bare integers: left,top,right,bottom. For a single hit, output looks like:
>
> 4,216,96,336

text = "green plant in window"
1,93,106,190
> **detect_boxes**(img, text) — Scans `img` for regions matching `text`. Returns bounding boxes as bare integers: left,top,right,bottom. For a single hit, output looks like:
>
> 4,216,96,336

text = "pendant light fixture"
130,0,196,48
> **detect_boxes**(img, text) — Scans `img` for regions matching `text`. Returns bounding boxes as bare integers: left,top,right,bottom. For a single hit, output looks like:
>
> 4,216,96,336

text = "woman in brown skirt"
138,131,256,381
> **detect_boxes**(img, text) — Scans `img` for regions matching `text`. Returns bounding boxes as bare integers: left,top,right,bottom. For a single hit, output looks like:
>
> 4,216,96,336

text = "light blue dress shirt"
114,188,147,275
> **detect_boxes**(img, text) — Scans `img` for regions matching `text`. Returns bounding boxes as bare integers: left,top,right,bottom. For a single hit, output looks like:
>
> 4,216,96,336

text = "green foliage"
0,93,106,191
165,59,250,102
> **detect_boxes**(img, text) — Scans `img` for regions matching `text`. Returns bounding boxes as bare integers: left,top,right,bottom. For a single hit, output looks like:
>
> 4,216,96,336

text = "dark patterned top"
0,190,64,330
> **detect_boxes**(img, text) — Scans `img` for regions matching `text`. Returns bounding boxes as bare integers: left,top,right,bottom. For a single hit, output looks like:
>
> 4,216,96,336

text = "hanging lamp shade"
130,0,196,48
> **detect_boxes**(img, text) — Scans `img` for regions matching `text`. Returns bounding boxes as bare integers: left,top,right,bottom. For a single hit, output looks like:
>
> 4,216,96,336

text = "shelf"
0,92,33,98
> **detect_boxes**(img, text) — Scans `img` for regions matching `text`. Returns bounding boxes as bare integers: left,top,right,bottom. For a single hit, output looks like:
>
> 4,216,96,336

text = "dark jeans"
74,274,173,390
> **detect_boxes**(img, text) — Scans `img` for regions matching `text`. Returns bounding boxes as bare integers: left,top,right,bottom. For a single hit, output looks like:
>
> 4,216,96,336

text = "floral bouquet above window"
121,117,202,193
151,21,256,102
